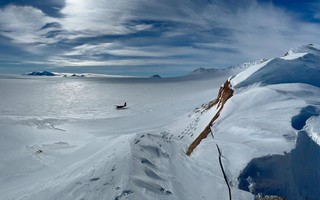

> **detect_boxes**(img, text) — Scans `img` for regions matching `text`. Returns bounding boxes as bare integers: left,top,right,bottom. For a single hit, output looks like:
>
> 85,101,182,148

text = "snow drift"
230,44,320,199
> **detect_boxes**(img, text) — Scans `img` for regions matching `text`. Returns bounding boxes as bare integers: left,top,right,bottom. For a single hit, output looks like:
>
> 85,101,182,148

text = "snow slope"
226,44,320,199
1,44,320,200
232,44,320,88
1,71,253,200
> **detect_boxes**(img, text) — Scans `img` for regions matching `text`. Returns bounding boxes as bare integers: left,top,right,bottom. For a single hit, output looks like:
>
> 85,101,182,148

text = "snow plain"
0,44,320,200
1,70,248,200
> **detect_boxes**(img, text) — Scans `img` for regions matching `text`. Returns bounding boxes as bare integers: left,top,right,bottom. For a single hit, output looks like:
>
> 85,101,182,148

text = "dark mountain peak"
25,71,55,76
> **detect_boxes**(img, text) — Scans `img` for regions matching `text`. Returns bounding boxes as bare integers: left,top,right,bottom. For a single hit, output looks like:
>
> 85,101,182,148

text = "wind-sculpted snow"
237,97,320,200
229,81,320,199
238,129,320,200
305,116,320,145
229,44,320,199
291,105,319,130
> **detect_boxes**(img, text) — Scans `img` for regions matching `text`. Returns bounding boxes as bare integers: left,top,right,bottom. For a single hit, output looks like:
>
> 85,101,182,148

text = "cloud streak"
0,0,320,75
0,5,57,44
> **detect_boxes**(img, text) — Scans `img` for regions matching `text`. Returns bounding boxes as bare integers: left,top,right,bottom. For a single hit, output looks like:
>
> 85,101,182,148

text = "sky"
0,0,319,76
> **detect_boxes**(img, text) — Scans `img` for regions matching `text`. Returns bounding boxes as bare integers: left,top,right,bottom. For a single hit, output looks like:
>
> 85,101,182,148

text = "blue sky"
0,0,319,76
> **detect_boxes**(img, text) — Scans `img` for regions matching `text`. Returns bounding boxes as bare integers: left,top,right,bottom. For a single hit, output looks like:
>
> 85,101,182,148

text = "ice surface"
1,44,320,200
1,72,252,200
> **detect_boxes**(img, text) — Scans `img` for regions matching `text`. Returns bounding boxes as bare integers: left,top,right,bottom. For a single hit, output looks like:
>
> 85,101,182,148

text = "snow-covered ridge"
231,44,320,88
224,44,320,199
184,44,320,199
228,58,268,71
285,43,320,56
191,67,223,73
191,58,267,75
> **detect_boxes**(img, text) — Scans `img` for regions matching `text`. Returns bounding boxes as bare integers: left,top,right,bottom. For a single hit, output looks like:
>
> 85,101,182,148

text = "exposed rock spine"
186,80,233,155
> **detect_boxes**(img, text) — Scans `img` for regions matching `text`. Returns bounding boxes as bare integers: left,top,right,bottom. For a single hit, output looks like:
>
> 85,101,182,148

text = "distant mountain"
228,58,268,71
70,74,85,77
191,67,222,73
190,59,268,75
150,74,162,78
25,71,56,76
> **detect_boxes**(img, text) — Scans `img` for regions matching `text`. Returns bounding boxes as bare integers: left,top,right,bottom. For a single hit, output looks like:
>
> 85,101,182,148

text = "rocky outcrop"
186,80,233,156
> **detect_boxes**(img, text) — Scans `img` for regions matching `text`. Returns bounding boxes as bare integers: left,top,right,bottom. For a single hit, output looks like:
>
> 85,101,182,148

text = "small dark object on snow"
116,102,127,109
89,177,100,182
36,150,43,154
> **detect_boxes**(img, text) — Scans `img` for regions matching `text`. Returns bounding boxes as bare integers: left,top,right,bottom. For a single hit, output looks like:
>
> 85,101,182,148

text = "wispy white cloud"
0,0,320,74
59,0,153,36
48,56,211,67
63,43,117,56
0,5,58,44
228,2,320,59
64,42,215,58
